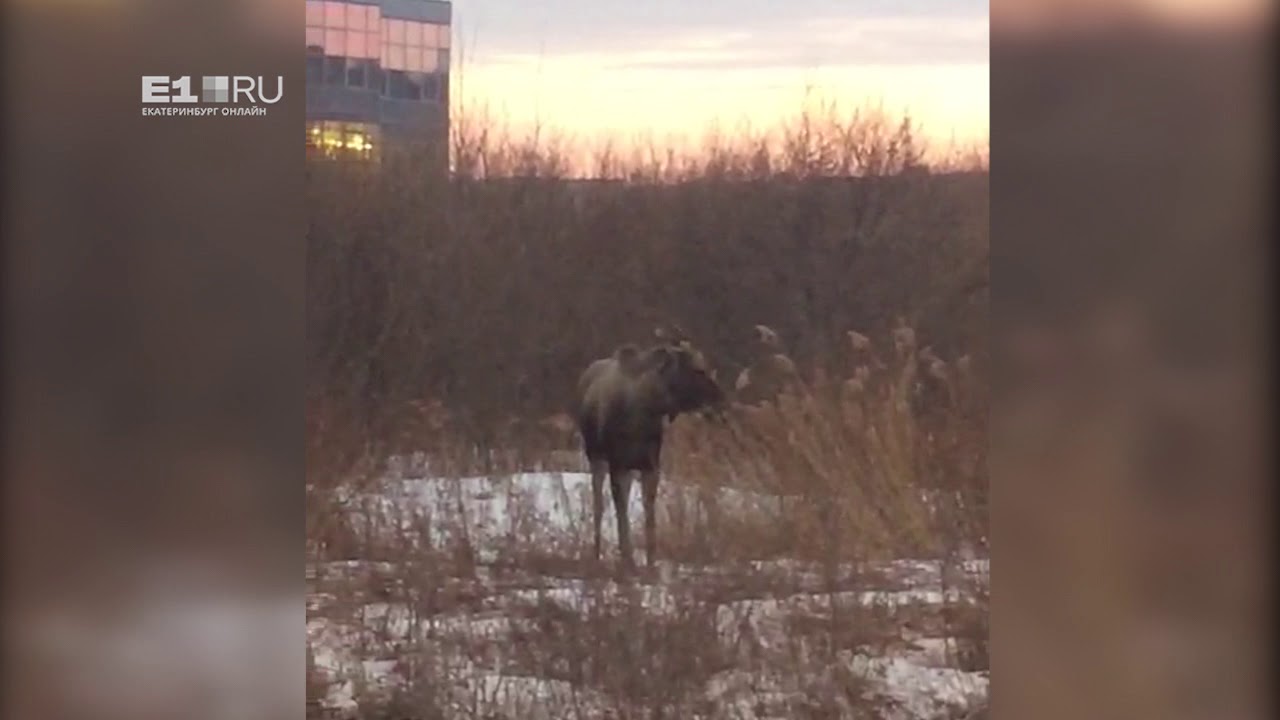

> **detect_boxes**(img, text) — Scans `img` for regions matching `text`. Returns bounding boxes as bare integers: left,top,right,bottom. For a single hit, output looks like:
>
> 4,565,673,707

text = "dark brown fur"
576,342,724,569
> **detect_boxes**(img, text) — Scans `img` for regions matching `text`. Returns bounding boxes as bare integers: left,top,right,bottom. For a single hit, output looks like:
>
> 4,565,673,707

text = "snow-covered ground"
309,468,989,719
332,465,792,563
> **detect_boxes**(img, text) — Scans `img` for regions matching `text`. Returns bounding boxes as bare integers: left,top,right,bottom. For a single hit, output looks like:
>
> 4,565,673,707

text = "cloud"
454,0,988,68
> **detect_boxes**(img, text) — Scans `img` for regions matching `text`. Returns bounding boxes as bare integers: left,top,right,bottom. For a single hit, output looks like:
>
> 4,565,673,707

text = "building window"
345,2,366,31
386,70,416,100
381,18,447,73
306,54,324,84
306,1,379,59
420,73,440,102
324,56,345,86
305,2,450,104
307,120,379,160
387,45,405,70
346,58,367,88
348,32,368,58
406,71,430,101
324,28,346,56
323,2,344,29
383,70,445,101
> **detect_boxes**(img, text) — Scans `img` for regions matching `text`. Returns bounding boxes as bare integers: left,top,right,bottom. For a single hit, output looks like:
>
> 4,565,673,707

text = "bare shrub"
306,102,987,456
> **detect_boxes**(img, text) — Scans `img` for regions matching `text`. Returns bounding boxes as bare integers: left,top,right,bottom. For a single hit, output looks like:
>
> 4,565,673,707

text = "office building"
305,0,450,162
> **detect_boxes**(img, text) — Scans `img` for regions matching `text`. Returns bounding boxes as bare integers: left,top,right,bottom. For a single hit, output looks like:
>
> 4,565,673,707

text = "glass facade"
305,0,450,161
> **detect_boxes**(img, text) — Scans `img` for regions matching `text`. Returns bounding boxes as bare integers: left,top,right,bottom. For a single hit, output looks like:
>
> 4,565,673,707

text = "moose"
576,331,725,571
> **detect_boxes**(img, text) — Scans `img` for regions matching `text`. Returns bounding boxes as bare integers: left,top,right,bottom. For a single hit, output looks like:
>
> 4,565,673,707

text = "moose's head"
647,340,726,418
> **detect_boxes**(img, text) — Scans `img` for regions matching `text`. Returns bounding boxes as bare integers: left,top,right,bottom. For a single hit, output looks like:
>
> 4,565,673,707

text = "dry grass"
305,324,987,719
670,326,986,563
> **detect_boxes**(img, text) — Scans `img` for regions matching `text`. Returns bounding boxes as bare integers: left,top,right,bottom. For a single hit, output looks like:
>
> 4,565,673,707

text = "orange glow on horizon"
450,56,988,159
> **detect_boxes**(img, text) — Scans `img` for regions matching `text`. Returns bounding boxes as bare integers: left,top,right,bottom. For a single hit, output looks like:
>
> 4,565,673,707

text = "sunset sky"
448,0,989,151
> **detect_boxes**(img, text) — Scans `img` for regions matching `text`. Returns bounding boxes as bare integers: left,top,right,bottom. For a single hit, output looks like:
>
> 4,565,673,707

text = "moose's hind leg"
590,460,607,562
609,468,636,570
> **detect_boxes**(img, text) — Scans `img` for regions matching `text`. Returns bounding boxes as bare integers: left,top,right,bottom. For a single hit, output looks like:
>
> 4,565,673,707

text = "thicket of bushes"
307,105,988,468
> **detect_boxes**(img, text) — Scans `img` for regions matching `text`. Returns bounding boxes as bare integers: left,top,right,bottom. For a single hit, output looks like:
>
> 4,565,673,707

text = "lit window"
305,1,323,27
306,121,379,160
345,131,370,152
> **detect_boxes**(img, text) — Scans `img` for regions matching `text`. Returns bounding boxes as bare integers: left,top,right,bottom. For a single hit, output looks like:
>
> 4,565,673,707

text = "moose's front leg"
640,469,660,569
